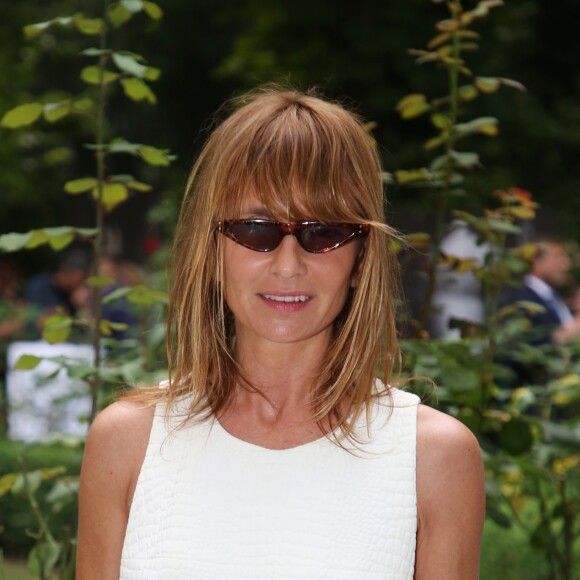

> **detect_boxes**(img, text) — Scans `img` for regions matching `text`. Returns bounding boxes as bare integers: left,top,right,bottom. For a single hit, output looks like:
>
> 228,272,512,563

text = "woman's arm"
415,404,485,580
76,401,153,580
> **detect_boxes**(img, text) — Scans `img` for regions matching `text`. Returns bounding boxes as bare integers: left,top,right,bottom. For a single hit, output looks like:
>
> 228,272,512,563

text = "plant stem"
89,0,108,424
22,469,57,580
419,1,462,332
560,480,574,580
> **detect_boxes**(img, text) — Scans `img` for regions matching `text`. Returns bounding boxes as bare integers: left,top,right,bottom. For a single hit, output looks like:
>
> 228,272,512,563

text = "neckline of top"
211,414,343,452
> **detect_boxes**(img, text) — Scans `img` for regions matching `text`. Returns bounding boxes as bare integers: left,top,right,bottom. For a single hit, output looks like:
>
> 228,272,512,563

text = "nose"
269,234,307,278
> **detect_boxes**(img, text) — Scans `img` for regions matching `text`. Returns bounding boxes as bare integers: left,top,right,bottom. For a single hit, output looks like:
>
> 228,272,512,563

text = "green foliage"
0,1,170,575
397,2,580,578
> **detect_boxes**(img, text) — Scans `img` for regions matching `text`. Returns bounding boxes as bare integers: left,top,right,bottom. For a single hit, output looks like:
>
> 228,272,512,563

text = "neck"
231,333,331,421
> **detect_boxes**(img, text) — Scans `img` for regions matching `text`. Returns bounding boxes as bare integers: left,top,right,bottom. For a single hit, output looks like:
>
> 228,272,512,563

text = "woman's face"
222,196,362,352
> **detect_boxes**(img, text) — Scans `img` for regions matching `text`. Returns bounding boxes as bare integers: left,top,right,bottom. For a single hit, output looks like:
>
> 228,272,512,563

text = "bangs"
211,94,379,223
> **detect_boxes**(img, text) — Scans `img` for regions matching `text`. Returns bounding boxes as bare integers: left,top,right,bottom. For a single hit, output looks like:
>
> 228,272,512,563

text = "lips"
262,294,311,303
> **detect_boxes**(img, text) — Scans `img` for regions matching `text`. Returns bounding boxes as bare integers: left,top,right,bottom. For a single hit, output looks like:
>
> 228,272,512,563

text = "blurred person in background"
505,237,580,345
24,247,91,338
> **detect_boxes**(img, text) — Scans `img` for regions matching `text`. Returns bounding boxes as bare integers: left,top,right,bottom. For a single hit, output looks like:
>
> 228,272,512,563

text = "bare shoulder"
76,401,155,578
416,403,483,501
84,400,155,503
417,403,482,462
415,404,485,580
88,399,155,450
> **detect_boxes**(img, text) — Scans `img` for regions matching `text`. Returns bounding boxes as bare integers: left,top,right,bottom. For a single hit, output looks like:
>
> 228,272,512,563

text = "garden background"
0,0,579,578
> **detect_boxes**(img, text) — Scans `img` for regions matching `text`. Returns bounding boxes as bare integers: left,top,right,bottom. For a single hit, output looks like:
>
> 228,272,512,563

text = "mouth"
261,294,311,303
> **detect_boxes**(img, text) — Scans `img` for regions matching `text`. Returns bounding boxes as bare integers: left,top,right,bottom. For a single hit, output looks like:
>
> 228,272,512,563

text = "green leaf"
23,17,74,39
40,466,67,481
102,286,132,304
498,77,526,92
405,232,431,251
424,135,447,150
485,506,512,529
75,227,99,237
64,177,98,194
72,97,94,112
107,4,133,27
1,103,43,128
394,168,428,185
478,123,499,136
45,479,77,505
430,113,451,130
43,100,72,123
138,145,170,166
93,183,129,211
458,85,478,101
126,285,168,305
80,66,120,85
109,173,137,183
22,471,43,495
485,219,521,234
427,32,451,50
122,0,145,12
499,419,534,455
42,314,73,344
454,117,499,138
109,138,143,154
143,1,164,19
100,320,114,336
0,232,32,252
475,76,501,93
400,101,430,120
113,53,148,78
44,146,73,165
449,150,480,169
144,66,161,81
80,47,112,57
439,366,480,392
121,78,156,103
86,276,116,287
127,180,152,192
0,227,95,253
142,1,163,19
23,21,52,39
73,15,103,35
429,154,452,172
0,473,18,497
28,541,61,579
14,354,43,370
17,229,48,250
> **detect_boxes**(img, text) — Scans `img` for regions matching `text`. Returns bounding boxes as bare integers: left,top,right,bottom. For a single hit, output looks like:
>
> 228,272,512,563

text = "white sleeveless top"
120,387,420,579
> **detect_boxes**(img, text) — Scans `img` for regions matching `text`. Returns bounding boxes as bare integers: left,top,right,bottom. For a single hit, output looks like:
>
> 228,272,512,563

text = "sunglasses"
217,219,370,253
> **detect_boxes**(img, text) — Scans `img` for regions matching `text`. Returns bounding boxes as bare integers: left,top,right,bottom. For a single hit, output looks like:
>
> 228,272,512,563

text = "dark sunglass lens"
300,224,355,252
228,221,282,251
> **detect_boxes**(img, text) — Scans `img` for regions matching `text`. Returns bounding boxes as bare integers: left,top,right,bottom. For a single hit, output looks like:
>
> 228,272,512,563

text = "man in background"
24,248,91,338
507,239,580,345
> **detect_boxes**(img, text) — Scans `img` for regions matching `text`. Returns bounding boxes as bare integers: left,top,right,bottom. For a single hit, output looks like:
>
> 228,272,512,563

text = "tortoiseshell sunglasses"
217,219,370,253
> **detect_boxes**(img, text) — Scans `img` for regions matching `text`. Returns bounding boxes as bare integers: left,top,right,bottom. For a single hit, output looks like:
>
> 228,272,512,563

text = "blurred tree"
2,0,580,256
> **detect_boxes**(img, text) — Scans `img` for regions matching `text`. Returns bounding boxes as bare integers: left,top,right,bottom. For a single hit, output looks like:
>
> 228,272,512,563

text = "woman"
77,88,485,579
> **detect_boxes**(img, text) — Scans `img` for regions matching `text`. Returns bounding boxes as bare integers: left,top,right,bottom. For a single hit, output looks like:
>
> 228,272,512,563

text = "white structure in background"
6,341,93,441
430,220,489,339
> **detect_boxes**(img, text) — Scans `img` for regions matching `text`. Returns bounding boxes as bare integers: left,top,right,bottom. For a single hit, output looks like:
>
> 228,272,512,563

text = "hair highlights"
127,87,402,442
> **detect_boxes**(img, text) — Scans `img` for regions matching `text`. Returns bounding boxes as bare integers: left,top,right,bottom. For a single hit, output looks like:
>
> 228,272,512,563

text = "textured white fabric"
120,386,420,579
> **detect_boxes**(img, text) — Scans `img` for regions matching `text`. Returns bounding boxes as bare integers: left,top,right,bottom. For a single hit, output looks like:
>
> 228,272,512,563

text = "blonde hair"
127,87,401,442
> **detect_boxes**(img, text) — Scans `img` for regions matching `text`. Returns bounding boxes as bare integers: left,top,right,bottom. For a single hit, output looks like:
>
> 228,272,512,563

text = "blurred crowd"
0,248,145,434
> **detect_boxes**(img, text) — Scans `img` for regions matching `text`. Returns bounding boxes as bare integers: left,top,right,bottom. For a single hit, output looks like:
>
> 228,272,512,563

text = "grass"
0,558,31,580
481,518,580,580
